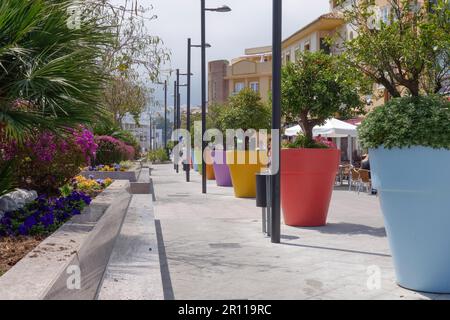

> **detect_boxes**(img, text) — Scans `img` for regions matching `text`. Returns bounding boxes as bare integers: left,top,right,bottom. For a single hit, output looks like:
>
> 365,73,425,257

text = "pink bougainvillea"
72,127,98,164
94,135,135,165
1,127,98,194
314,136,337,149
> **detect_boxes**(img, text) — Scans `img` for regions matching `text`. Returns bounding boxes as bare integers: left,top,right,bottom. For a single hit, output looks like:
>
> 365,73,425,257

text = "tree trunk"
299,112,314,142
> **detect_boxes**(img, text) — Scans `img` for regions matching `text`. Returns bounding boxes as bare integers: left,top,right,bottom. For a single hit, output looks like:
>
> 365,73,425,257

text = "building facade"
122,114,163,152
209,0,432,107
208,60,230,105
208,46,272,104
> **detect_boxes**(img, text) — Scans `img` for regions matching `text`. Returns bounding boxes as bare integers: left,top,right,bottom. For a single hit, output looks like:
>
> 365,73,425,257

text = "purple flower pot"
212,150,233,187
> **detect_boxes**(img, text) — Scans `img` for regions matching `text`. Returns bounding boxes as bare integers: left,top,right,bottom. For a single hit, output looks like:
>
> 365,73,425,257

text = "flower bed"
0,177,114,276
80,161,140,182
61,176,113,198
85,164,127,172
0,192,91,238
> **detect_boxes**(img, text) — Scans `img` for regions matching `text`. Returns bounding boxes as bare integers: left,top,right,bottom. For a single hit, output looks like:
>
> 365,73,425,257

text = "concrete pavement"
152,163,449,300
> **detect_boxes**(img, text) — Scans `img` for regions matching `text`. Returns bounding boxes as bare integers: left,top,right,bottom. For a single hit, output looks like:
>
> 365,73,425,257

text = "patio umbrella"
284,118,358,138
284,118,358,163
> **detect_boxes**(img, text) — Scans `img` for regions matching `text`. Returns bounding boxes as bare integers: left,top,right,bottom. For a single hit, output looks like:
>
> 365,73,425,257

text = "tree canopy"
339,0,450,97
281,51,365,141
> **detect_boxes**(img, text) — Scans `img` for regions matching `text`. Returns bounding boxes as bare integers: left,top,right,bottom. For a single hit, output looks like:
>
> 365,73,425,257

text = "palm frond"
0,0,114,142
0,161,16,197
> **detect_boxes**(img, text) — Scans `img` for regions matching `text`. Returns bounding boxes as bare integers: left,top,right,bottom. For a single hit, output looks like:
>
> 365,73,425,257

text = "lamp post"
187,39,211,183
174,80,177,171
175,70,190,175
156,80,168,149
271,0,282,244
201,1,231,194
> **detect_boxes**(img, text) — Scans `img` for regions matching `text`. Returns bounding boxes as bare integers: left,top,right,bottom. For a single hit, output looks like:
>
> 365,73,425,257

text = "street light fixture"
201,0,231,194
205,5,231,12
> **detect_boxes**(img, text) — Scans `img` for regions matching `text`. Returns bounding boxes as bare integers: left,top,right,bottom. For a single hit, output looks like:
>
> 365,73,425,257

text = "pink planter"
212,150,232,187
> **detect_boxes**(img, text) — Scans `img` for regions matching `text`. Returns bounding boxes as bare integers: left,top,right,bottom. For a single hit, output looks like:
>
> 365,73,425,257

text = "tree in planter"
218,88,271,150
343,1,450,292
338,0,449,97
216,88,271,197
280,51,366,226
281,51,366,143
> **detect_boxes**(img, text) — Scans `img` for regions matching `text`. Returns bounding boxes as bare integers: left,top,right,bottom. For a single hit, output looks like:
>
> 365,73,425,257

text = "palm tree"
0,0,113,195
0,0,112,141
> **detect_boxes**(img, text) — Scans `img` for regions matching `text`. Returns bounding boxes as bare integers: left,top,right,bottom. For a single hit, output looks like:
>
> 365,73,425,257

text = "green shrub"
148,148,169,163
358,96,450,150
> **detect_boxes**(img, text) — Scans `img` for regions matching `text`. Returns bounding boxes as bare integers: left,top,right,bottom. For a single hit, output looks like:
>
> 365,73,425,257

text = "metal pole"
271,0,282,244
201,0,207,194
164,80,168,149
149,113,152,151
176,70,180,174
186,38,192,182
173,81,177,132
174,80,177,171
176,69,181,131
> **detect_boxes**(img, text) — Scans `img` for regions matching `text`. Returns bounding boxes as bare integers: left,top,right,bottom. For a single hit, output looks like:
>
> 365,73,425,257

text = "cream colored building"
209,0,430,106
208,46,272,104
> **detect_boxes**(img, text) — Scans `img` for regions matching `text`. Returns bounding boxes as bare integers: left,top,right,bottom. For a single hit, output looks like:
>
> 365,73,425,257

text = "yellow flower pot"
205,150,215,180
226,150,268,198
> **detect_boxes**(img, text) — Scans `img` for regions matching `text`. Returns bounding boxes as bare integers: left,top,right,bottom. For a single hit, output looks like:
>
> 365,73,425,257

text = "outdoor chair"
356,169,372,195
349,168,360,191
336,164,352,186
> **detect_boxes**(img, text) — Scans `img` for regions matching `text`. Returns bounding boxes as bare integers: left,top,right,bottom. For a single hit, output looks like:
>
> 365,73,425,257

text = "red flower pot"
281,148,339,227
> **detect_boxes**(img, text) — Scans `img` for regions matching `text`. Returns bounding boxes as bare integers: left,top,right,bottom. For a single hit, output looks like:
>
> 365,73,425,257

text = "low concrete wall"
0,181,131,300
80,170,139,182
97,195,163,300
130,167,152,195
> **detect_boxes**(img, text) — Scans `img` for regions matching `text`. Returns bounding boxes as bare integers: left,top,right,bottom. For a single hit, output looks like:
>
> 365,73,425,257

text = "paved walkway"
152,163,449,300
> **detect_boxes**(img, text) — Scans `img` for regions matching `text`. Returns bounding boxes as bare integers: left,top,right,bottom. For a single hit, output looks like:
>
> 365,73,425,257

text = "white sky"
147,0,331,109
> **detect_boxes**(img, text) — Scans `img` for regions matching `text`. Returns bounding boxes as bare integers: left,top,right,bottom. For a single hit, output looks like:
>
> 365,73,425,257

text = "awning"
285,118,358,138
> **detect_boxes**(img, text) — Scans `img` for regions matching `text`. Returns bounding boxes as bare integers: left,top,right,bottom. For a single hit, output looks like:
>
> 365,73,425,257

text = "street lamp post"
163,80,168,149
187,39,211,183
201,1,231,194
175,73,189,175
174,80,177,171
187,39,192,183
156,80,168,149
271,0,282,244
149,112,152,151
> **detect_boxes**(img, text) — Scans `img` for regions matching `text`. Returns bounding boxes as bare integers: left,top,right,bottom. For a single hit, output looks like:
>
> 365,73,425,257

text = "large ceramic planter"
281,148,339,227
212,150,233,187
370,146,450,293
204,150,216,180
193,148,201,172
226,150,268,198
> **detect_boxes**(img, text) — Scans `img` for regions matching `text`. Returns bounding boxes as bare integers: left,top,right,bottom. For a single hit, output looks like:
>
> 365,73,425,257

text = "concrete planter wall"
80,164,141,182
371,147,450,293
0,181,132,300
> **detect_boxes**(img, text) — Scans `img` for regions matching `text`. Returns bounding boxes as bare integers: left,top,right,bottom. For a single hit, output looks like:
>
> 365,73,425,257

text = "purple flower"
24,216,37,229
18,224,28,236
40,213,54,227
